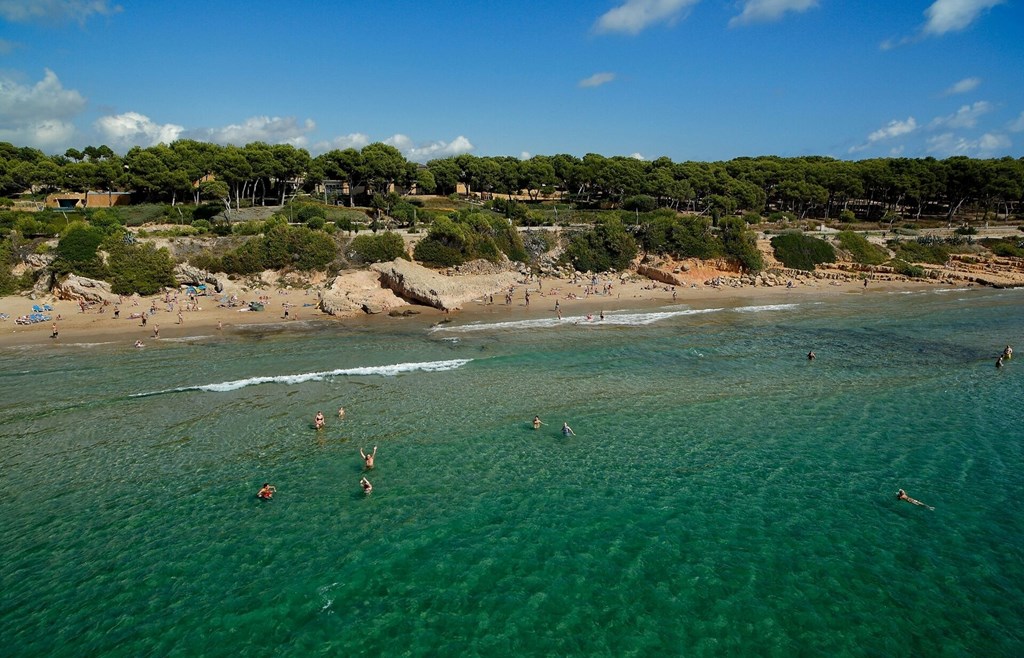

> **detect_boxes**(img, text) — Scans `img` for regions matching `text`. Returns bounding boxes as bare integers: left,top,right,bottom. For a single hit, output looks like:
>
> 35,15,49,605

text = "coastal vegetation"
770,233,836,271
1,139,1023,295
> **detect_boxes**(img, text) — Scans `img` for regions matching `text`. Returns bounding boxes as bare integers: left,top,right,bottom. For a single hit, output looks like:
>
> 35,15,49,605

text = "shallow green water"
2,288,1022,656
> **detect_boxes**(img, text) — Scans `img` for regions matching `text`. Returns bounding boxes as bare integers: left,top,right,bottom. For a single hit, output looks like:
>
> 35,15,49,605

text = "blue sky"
1,0,1022,162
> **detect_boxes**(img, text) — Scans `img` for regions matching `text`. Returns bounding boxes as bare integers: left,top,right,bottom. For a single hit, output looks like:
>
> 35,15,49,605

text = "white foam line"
432,308,723,333
134,358,472,396
732,303,800,313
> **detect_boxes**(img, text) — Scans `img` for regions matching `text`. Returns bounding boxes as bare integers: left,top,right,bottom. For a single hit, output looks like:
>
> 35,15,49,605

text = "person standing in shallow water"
314,411,325,429
360,446,377,469
807,351,816,360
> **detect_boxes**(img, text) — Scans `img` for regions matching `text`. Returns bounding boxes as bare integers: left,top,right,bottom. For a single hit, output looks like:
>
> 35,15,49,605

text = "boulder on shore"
371,259,521,311
319,270,407,316
174,264,224,293
53,275,120,304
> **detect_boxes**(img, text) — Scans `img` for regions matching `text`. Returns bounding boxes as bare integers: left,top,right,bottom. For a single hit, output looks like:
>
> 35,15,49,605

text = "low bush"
770,232,836,271
891,259,925,278
836,231,888,265
349,232,407,263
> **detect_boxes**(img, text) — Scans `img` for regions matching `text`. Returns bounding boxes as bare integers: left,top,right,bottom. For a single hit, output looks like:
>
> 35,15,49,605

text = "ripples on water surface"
1,290,1022,656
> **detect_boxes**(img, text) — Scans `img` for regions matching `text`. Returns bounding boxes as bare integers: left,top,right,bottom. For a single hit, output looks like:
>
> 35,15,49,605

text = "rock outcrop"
174,264,224,293
319,270,407,316
53,275,120,304
370,259,520,311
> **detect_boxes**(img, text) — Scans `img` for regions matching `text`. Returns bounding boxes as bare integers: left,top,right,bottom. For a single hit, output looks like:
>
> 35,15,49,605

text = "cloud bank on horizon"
0,0,1020,162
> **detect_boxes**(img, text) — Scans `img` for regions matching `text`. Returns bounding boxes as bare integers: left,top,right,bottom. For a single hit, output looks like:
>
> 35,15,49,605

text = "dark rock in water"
388,309,420,317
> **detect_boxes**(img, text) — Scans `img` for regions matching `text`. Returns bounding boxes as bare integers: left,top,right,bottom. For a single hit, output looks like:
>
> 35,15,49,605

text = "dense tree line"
2,141,1021,222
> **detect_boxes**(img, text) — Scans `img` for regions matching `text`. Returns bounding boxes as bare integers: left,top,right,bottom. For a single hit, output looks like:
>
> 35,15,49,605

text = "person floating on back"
897,489,933,510
257,483,276,500
562,422,575,436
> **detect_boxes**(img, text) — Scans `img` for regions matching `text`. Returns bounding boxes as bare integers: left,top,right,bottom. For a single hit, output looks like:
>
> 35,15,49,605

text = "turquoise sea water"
1,287,1022,657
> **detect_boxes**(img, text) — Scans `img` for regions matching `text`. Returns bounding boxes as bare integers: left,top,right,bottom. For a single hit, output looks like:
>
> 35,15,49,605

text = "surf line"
132,358,473,397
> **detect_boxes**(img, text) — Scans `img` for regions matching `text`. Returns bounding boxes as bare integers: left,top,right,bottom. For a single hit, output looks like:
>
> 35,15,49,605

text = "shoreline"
0,274,959,350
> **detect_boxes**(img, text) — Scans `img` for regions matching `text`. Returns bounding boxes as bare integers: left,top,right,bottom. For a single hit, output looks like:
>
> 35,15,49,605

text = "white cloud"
868,117,917,142
579,72,616,88
629,152,646,160
0,0,122,23
594,0,700,35
312,132,371,153
1008,111,1024,133
943,77,980,95
927,131,1010,156
890,145,905,156
0,68,86,149
929,101,992,129
94,111,183,148
729,0,818,27
384,134,474,163
520,152,532,160
192,116,315,147
849,117,917,153
923,0,1005,35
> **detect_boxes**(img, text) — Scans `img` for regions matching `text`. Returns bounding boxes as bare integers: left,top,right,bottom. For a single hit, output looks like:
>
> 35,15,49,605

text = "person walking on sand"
314,411,325,429
897,489,933,510
533,415,545,430
50,323,58,339
153,324,159,339
360,477,373,494
360,446,377,469
561,422,575,436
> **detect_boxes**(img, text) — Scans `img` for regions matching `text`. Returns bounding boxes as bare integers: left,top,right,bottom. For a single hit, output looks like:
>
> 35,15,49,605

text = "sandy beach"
0,271,940,349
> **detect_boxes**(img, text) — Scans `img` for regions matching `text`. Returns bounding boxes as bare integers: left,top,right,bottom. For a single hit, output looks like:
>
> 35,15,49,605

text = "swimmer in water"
360,446,377,469
314,411,325,429
807,351,816,360
360,477,372,494
533,415,545,430
896,489,933,510
257,483,276,500
561,422,575,436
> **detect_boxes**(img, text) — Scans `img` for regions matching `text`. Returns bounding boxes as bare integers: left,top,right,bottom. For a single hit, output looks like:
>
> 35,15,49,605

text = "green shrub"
839,210,856,223
562,216,637,272
889,240,949,265
719,217,764,272
105,241,176,295
349,232,407,263
741,211,762,225
836,231,888,265
891,259,925,278
53,222,108,277
770,232,836,271
985,239,1024,258
954,225,977,236
413,238,465,267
